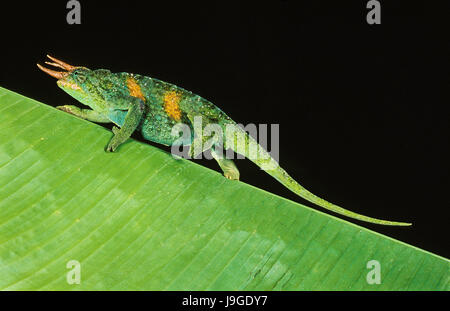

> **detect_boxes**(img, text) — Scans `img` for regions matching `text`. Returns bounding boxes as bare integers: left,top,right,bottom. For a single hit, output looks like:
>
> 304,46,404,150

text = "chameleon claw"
224,171,240,181
106,131,121,152
106,144,116,153
56,106,73,114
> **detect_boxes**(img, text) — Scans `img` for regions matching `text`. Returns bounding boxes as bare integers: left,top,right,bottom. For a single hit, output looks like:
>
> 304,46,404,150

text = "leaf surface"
0,87,448,290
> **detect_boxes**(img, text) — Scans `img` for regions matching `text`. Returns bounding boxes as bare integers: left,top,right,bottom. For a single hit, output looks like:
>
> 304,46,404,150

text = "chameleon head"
37,55,94,105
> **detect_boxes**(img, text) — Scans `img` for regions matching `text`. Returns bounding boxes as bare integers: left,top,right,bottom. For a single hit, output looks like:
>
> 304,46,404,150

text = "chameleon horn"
44,61,67,71
46,55,78,72
36,63,69,79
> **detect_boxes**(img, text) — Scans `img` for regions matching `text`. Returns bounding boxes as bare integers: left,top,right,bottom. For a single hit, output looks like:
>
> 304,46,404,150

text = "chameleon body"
37,55,411,226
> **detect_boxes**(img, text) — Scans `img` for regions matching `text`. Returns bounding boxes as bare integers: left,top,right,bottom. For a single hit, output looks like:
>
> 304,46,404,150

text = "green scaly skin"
40,64,411,226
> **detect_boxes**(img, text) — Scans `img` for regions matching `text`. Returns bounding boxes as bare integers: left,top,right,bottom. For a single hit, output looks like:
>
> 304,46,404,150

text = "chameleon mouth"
36,55,79,80
57,80,82,90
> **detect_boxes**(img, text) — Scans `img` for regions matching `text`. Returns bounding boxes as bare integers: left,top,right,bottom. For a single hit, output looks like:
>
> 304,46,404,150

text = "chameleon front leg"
106,97,145,152
211,147,240,180
57,105,110,123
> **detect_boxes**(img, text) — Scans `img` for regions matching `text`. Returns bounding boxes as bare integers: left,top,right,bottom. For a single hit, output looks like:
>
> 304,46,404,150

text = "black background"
0,1,449,259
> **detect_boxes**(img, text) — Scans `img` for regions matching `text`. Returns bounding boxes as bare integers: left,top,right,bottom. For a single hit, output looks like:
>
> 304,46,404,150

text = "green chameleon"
37,55,411,227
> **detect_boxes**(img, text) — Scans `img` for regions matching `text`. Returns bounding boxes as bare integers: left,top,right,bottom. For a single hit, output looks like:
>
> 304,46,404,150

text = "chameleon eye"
74,72,86,83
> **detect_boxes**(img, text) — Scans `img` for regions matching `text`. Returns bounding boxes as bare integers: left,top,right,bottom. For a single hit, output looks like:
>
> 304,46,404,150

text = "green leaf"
0,86,448,291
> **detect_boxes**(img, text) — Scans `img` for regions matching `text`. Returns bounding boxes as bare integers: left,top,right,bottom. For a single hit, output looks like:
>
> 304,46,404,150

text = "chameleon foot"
211,148,240,181
224,170,240,181
56,105,77,115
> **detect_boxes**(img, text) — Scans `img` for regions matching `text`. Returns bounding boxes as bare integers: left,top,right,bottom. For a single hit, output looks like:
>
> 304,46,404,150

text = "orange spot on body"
163,91,182,121
126,76,146,102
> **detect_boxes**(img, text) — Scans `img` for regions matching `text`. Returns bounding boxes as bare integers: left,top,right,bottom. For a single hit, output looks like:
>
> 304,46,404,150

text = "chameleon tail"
263,165,411,226
227,125,411,226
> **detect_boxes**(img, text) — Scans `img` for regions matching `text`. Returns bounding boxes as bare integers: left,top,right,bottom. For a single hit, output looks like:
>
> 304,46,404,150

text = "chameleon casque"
37,55,411,226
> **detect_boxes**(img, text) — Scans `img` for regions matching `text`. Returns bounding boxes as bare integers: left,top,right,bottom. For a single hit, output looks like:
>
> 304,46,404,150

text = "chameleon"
37,55,411,226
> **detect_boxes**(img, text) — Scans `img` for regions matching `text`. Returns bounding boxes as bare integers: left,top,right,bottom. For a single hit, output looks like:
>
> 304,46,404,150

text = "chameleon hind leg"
189,141,240,180
211,147,240,180
186,113,239,180
187,114,216,159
